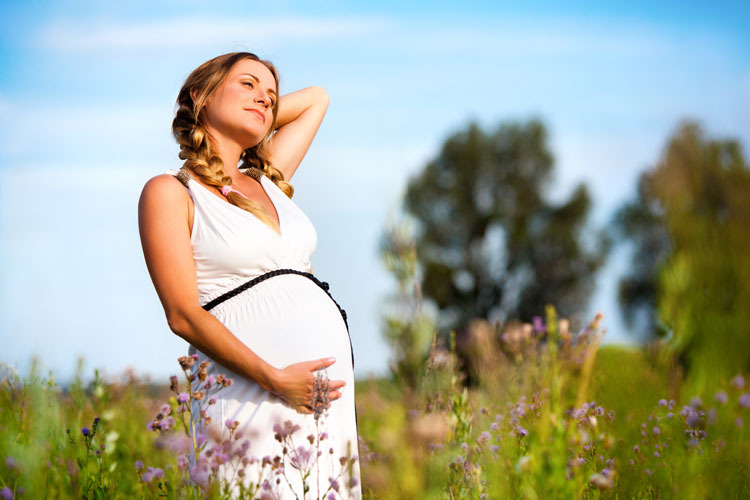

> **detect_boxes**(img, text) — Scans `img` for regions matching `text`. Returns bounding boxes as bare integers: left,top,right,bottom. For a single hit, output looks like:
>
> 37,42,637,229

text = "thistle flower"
81,427,90,437
177,393,190,404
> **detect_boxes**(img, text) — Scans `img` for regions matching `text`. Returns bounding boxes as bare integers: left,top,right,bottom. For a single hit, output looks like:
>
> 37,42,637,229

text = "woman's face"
201,58,277,150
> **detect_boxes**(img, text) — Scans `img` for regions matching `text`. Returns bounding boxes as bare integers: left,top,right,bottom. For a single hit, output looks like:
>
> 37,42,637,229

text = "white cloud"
34,15,394,52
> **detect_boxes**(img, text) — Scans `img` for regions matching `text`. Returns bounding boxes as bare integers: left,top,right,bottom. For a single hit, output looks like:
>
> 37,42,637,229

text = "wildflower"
153,468,164,479
208,397,217,405
81,427,91,437
177,454,188,470
329,477,340,491
491,422,500,432
690,396,703,408
653,451,660,458
5,457,15,469
652,426,661,436
142,468,154,483
0,487,12,500
658,399,668,407
731,375,745,390
178,356,194,370
135,460,144,470
576,457,587,466
736,417,744,429
739,393,750,409
490,445,500,454
686,412,702,428
515,426,529,438
169,375,179,393
532,316,546,333
715,391,728,405
193,391,204,401
589,471,614,489
477,431,491,446
666,412,674,419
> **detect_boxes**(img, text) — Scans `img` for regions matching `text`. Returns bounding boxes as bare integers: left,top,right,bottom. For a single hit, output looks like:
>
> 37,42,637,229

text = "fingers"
328,379,346,390
328,390,342,401
312,357,336,371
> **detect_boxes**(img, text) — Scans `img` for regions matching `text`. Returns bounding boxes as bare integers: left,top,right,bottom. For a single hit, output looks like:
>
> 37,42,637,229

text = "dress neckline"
187,174,283,238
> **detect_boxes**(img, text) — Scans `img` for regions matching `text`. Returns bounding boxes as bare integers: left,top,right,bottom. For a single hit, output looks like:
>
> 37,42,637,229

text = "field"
1,311,748,499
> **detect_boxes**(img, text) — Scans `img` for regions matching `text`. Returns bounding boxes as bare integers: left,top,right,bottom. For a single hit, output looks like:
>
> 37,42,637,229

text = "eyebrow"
240,73,277,97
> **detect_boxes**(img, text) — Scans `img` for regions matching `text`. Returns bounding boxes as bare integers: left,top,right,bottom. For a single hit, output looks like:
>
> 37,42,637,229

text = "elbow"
166,307,194,340
312,86,329,106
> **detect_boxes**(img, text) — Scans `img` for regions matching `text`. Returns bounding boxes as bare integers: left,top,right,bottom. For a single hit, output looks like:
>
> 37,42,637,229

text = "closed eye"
243,81,275,106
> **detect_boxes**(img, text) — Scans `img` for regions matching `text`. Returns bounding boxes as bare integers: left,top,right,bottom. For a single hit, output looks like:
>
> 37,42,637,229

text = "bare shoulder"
139,174,191,209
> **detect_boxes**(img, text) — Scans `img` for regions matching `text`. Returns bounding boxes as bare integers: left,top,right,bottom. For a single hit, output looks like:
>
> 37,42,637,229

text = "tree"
613,120,750,391
402,119,609,335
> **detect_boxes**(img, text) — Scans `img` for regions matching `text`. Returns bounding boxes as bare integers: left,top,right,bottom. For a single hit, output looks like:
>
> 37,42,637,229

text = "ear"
190,88,198,103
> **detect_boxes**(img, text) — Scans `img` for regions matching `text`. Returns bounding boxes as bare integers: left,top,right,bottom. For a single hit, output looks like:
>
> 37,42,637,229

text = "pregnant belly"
209,274,352,375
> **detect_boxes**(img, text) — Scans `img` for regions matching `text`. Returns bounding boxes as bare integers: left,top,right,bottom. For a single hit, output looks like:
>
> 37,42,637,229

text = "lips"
246,108,266,123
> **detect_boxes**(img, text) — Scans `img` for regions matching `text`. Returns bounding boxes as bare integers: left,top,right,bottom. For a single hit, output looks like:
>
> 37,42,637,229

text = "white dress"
166,169,361,499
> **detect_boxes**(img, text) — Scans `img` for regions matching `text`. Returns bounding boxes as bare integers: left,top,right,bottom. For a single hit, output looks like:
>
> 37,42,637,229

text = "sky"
1,0,748,384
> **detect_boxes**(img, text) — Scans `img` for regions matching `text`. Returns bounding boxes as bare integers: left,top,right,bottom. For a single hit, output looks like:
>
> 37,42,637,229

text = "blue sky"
1,0,748,383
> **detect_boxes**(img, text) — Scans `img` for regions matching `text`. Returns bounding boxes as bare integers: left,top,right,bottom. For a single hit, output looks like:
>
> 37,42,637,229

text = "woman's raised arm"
137,174,344,412
266,86,329,181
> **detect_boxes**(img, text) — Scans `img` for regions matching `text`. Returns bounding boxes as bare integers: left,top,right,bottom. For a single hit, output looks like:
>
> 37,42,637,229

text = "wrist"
259,362,280,393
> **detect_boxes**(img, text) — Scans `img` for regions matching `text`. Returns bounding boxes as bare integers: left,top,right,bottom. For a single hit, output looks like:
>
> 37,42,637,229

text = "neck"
205,128,246,182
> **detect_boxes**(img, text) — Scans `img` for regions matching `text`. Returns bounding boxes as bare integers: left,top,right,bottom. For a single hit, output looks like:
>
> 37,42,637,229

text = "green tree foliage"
613,121,750,391
402,119,609,334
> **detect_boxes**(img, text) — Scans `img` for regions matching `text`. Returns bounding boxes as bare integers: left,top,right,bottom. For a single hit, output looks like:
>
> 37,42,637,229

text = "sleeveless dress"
166,169,361,499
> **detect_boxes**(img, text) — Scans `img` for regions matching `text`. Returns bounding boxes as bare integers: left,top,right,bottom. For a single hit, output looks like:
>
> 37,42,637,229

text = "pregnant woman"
138,52,360,498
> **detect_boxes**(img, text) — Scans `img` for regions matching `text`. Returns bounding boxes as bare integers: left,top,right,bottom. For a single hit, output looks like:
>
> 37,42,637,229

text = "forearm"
275,86,328,130
169,307,279,392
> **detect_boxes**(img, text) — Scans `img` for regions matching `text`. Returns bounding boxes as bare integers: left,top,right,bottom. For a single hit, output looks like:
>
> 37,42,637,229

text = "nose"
255,93,271,109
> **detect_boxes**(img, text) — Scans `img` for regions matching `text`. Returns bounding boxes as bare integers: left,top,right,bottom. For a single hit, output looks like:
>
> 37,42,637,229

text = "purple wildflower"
153,467,164,479
731,375,745,390
5,457,15,469
652,426,661,436
0,487,11,500
142,469,154,483
658,399,668,407
690,396,703,408
477,431,491,445
177,393,190,404
532,316,546,333
736,417,744,428
516,426,529,438
739,393,750,409
177,454,188,470
81,427,90,437
135,460,144,470
715,391,728,405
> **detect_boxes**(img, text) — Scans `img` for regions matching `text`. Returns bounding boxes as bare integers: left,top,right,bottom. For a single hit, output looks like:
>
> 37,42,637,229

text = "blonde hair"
172,52,293,234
